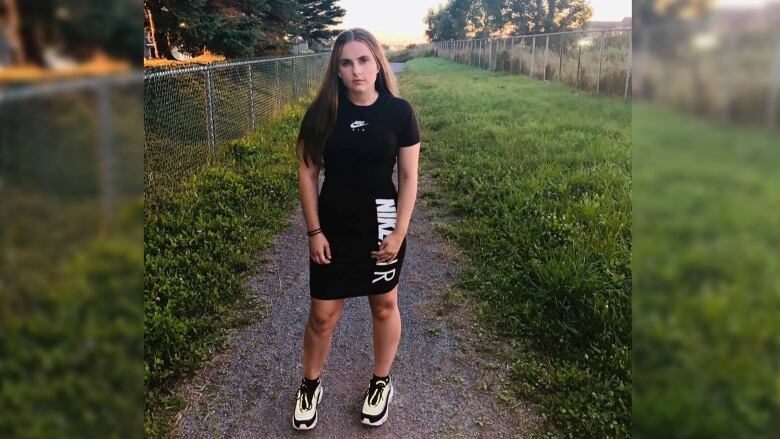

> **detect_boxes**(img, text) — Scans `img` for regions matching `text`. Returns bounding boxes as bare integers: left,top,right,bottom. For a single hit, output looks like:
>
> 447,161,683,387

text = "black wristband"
307,228,322,237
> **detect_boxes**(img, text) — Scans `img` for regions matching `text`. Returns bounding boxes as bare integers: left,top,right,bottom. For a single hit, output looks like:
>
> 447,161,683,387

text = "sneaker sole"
292,386,323,431
361,384,394,427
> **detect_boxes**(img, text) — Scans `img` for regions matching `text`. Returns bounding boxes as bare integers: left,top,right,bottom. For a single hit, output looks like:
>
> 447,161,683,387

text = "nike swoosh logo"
350,121,369,129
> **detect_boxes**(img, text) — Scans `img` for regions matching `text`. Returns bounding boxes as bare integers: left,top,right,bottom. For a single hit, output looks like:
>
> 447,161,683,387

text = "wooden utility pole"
2,0,26,65
144,1,160,58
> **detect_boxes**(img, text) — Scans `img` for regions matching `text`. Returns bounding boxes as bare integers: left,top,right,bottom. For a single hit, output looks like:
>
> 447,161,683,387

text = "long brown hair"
296,28,398,167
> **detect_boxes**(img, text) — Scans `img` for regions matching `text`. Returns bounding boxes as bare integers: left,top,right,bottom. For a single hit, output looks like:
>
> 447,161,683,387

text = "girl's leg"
303,297,346,379
368,286,401,376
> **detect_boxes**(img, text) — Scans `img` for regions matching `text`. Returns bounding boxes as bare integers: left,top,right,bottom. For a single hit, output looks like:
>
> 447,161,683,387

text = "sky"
715,0,777,7
335,0,632,44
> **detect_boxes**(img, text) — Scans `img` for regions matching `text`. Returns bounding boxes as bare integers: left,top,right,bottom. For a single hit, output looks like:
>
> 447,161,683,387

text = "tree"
295,0,345,50
424,7,441,42
425,0,593,42
145,0,297,59
634,0,714,28
16,0,141,66
1,0,26,64
504,0,593,35
468,0,505,37
424,2,467,42
447,0,471,40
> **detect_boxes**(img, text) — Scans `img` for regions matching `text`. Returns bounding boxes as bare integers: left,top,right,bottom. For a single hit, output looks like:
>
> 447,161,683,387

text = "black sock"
372,373,389,381
303,375,320,388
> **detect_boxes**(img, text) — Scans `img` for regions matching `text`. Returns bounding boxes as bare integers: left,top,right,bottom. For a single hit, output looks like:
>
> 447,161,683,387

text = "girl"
292,28,421,430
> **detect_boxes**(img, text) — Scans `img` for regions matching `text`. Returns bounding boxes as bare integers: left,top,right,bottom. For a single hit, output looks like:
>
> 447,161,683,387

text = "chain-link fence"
0,73,143,241
144,52,330,205
424,28,632,99
634,21,780,129
1,73,144,436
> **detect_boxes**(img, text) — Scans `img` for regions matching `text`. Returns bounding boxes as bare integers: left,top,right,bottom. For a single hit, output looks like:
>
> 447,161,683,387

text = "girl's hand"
309,233,332,264
371,231,403,263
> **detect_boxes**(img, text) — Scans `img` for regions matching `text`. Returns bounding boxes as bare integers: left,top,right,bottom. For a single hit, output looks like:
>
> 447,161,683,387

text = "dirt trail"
172,152,537,439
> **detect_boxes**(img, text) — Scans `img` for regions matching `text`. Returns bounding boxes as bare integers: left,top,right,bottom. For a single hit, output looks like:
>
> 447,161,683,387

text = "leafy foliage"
145,0,298,58
16,0,142,64
424,0,593,42
0,197,144,438
295,0,346,50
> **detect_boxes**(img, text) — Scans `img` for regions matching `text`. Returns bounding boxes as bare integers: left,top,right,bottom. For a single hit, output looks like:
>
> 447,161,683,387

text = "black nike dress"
309,90,421,300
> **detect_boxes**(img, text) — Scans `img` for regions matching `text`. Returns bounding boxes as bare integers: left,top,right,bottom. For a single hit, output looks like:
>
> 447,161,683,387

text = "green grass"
143,102,305,437
633,104,780,437
1,197,144,438
399,57,631,437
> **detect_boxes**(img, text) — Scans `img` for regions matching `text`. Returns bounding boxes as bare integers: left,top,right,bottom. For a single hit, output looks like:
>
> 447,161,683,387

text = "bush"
0,197,144,438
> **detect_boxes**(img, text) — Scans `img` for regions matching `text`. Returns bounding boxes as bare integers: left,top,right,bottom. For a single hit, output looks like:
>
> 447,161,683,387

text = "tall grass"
439,30,631,97
400,57,631,437
1,196,143,438
633,104,780,437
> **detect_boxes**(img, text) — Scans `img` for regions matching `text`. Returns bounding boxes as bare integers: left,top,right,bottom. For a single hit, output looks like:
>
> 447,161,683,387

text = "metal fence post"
293,58,299,98
597,30,605,94
635,28,650,99
96,79,114,233
530,36,537,78
521,36,526,75
248,64,255,130
625,30,633,101
492,39,497,71
478,39,482,68
575,34,583,89
204,67,216,159
304,56,309,93
559,34,564,82
543,36,550,80
767,38,780,128
275,60,282,113
487,39,491,71
723,31,736,122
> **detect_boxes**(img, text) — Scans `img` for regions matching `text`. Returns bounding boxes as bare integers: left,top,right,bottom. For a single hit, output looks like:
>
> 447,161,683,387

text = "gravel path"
390,62,406,74
172,166,538,438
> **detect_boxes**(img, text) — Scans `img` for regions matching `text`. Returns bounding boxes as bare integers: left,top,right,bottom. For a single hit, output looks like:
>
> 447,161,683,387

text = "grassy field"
399,58,631,437
633,104,780,437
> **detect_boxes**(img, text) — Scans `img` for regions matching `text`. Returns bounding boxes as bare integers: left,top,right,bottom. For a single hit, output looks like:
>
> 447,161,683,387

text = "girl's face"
338,41,380,94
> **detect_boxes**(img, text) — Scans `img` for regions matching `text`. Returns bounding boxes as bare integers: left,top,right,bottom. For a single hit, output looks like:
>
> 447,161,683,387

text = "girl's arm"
372,143,420,263
393,143,420,237
299,160,331,264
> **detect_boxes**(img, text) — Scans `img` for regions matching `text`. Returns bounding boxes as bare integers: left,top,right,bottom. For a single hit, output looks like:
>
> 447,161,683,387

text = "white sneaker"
292,378,323,430
361,375,394,427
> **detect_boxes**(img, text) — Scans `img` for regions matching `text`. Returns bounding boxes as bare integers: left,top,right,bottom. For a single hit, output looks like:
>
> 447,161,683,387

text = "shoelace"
297,383,314,411
367,380,388,407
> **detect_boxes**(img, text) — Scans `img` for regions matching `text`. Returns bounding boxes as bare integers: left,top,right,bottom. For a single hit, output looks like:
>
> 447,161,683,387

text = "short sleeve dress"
310,90,421,300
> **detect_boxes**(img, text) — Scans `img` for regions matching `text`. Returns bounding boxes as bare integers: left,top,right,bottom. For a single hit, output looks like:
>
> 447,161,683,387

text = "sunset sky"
335,0,633,44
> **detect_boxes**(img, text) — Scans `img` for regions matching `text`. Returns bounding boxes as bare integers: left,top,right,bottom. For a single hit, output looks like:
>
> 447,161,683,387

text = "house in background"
586,17,632,35
291,35,308,55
